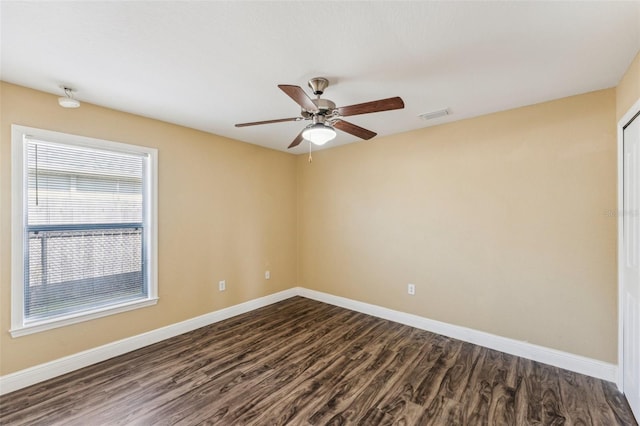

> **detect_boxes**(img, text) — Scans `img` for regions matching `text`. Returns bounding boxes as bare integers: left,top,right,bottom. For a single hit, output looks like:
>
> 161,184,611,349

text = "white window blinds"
24,137,149,322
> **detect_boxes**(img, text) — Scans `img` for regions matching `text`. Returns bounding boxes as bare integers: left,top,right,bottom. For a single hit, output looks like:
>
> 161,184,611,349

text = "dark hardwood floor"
0,297,637,425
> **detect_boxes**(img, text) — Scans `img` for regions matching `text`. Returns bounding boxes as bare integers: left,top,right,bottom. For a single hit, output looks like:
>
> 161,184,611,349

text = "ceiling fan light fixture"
302,123,336,146
58,87,80,108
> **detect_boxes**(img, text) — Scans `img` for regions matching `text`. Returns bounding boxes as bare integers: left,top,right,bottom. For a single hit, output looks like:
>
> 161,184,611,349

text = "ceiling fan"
235,77,405,149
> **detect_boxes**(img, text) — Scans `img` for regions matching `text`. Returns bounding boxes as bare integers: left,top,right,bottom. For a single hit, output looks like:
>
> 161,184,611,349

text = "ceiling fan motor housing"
301,98,336,118
314,98,336,113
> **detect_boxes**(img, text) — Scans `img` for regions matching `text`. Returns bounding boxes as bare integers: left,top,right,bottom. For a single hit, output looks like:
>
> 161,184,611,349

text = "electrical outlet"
218,280,226,291
265,270,270,280
407,283,415,295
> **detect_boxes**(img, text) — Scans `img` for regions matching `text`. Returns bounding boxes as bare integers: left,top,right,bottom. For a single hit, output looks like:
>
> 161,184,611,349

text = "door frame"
617,97,640,392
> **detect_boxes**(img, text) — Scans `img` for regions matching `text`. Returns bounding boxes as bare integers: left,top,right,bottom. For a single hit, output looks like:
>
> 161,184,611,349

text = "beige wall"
0,82,297,375
297,89,618,363
617,51,640,120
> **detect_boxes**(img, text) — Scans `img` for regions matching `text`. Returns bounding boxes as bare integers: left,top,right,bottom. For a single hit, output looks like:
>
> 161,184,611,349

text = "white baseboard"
297,288,618,383
0,288,297,395
1,286,617,395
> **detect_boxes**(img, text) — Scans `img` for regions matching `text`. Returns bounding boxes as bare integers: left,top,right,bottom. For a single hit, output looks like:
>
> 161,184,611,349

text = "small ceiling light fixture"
302,123,336,146
418,108,450,121
58,87,80,108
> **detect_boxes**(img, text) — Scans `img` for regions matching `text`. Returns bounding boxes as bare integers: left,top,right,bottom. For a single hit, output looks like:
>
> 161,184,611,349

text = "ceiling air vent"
418,108,450,121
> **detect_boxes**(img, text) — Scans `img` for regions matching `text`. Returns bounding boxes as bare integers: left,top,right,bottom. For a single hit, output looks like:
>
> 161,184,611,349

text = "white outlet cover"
265,271,270,280
219,280,226,291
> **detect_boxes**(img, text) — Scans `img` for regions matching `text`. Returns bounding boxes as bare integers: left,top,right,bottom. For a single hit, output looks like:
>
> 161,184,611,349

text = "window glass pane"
26,228,144,319
24,139,147,321
27,142,143,226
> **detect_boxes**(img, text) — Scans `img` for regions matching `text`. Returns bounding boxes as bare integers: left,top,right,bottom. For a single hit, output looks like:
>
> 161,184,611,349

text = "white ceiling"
2,1,639,154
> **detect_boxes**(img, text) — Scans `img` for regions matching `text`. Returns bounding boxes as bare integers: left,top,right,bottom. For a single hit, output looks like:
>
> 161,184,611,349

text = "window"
11,125,158,336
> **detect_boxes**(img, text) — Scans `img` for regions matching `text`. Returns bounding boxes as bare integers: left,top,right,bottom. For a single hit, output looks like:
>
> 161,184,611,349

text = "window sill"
9,297,159,338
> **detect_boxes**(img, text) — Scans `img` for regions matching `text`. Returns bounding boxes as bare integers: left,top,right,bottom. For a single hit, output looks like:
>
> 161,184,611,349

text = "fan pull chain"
308,141,313,163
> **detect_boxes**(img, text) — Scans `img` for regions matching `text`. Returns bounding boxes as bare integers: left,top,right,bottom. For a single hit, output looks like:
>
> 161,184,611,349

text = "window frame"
10,125,158,337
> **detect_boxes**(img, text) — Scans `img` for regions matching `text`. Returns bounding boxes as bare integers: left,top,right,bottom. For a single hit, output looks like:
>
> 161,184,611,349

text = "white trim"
298,288,618,383
617,97,640,392
10,125,159,336
9,298,159,338
0,288,297,395
10,126,26,334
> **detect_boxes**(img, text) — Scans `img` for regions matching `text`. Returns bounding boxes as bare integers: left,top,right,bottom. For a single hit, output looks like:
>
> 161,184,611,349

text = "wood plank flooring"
0,297,637,425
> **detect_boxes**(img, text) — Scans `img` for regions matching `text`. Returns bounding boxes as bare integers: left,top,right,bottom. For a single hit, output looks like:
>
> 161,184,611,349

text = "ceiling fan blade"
278,85,319,112
338,96,404,117
333,120,377,140
287,130,305,149
235,117,302,127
